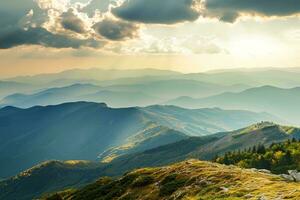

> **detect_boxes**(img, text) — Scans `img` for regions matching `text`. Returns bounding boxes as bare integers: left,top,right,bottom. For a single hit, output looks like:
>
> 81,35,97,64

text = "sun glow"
229,35,279,58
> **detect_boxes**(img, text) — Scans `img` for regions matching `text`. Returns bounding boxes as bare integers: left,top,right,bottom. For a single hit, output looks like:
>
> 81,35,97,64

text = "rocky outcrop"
281,170,300,182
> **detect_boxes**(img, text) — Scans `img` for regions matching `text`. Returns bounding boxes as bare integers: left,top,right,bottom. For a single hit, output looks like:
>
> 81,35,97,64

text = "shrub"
159,174,188,196
132,175,155,187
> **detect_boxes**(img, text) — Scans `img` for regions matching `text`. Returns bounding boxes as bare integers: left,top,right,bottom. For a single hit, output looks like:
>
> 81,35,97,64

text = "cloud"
117,34,225,55
112,0,300,24
93,19,139,41
82,0,114,16
112,0,201,24
0,0,107,49
2,0,300,51
204,0,300,22
0,27,102,49
60,9,86,33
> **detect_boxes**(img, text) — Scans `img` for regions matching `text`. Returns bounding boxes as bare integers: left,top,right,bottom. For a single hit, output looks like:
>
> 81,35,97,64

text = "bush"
159,174,187,196
132,175,155,187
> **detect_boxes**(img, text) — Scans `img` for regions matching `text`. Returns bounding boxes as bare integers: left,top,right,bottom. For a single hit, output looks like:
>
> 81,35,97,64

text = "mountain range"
2,67,300,200
1,122,299,200
6,68,300,88
0,80,249,108
0,102,278,178
167,86,300,125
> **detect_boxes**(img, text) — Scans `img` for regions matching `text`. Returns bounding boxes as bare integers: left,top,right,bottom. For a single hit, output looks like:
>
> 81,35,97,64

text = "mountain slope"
167,86,300,125
106,122,300,173
141,105,282,136
98,125,188,163
0,102,277,178
1,123,299,200
0,160,104,200
44,160,300,200
0,102,159,178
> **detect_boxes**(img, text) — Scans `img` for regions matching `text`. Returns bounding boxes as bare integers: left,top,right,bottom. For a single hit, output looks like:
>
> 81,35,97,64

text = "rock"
244,194,253,199
258,169,271,174
288,170,300,182
220,186,229,192
257,195,267,200
280,174,295,182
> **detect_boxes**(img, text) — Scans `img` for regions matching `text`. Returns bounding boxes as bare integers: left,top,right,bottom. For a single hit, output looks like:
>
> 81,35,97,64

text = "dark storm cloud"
0,0,103,49
112,0,200,24
0,27,101,49
93,19,139,41
204,0,300,22
61,10,86,33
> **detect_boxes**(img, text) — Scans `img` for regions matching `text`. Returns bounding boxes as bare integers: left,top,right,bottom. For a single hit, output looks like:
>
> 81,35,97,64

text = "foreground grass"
43,159,300,200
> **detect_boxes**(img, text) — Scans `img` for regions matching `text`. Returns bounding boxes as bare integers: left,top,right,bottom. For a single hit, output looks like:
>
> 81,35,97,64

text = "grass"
43,159,300,200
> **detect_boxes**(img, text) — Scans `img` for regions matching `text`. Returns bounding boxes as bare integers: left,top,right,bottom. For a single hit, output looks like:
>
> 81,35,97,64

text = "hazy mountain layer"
3,68,300,107
8,68,300,88
0,84,162,108
7,68,182,85
0,80,249,108
167,86,300,125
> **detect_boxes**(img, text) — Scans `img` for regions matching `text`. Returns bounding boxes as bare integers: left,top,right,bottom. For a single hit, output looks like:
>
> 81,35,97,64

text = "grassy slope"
44,160,300,200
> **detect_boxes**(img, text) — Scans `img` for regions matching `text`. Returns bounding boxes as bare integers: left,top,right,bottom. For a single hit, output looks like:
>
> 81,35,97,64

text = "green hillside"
43,160,300,200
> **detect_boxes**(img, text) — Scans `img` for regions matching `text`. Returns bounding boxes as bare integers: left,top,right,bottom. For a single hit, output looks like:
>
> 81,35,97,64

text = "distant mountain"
0,84,103,107
182,70,300,87
5,68,300,103
8,68,300,88
0,102,278,178
43,160,300,200
0,84,162,108
167,86,300,125
7,68,182,85
104,79,249,99
0,81,38,99
0,80,250,108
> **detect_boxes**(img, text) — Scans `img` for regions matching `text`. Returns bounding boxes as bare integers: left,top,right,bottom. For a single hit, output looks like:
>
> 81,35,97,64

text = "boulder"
258,169,271,174
280,174,295,182
288,170,300,182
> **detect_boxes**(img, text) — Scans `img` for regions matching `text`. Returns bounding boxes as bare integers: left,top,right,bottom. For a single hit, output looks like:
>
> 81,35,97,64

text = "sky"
1,0,300,78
